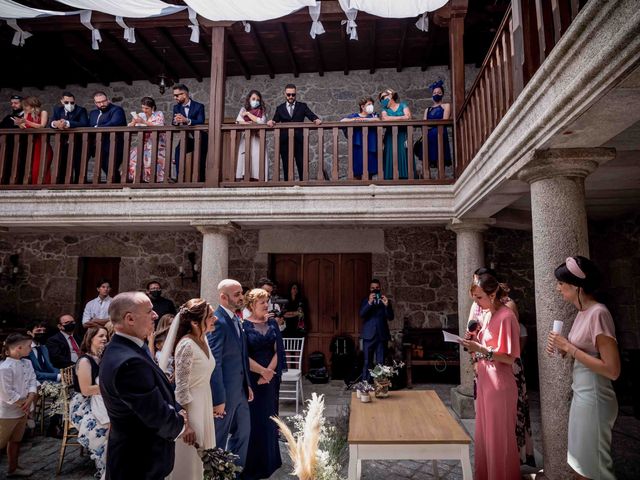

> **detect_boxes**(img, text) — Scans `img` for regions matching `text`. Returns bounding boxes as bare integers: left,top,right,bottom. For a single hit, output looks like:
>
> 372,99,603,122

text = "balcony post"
449,0,467,177
206,26,226,187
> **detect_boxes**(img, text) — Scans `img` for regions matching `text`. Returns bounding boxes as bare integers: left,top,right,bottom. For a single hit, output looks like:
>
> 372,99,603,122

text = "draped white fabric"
308,2,325,39
54,0,185,18
338,0,358,40
347,0,449,18
115,16,135,43
80,10,101,50
0,0,80,19
415,12,429,32
181,0,316,21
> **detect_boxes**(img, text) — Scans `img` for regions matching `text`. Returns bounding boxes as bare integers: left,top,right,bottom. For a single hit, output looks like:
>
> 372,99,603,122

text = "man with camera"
359,279,394,381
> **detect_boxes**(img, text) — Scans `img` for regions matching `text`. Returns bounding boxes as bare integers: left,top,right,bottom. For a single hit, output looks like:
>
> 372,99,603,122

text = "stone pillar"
195,222,237,303
517,148,615,479
447,217,494,418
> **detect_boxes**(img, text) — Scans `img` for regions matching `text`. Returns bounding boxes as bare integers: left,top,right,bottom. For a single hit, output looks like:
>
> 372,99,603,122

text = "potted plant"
355,382,374,402
369,360,405,398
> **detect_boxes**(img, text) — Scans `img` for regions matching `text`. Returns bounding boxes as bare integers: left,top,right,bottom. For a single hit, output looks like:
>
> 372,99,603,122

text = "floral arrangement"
369,360,405,382
197,445,243,480
353,381,374,394
37,381,66,416
272,393,346,480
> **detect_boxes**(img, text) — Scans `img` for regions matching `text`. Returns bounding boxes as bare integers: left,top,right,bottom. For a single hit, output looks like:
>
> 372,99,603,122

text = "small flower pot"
359,392,371,403
355,390,363,400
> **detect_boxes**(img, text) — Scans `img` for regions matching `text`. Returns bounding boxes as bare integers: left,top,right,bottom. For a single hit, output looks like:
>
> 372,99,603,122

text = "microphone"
464,319,480,351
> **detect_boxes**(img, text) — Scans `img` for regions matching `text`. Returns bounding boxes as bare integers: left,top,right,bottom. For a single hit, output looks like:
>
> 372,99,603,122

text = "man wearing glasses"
267,84,322,181
50,91,89,183
89,91,126,182
171,83,205,181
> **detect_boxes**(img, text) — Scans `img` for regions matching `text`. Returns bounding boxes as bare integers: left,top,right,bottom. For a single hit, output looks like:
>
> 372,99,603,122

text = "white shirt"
0,358,38,419
82,296,112,325
114,332,144,348
287,102,296,116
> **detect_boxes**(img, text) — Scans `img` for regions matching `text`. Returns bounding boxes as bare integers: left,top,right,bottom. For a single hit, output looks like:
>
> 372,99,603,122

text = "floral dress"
69,355,108,478
127,111,167,182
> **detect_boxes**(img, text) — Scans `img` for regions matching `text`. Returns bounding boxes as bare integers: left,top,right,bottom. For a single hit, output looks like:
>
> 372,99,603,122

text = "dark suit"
28,344,60,382
271,101,319,180
46,331,83,369
0,110,25,182
89,104,126,181
50,105,89,182
359,298,394,381
172,100,206,180
207,306,251,468
99,334,184,480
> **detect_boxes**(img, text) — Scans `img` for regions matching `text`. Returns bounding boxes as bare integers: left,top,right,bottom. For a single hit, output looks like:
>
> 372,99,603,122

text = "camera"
269,296,289,317
372,288,382,304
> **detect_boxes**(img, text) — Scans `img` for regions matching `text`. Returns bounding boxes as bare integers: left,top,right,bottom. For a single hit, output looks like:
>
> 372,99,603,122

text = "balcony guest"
127,97,167,182
46,314,83,369
267,84,322,181
0,95,26,183
146,281,176,326
82,279,113,327
547,256,620,480
379,89,413,180
359,278,394,382
0,95,24,128
50,91,89,183
89,92,126,182
19,96,53,185
235,90,268,181
340,96,379,180
462,273,520,480
26,321,60,383
171,83,205,181
424,80,452,177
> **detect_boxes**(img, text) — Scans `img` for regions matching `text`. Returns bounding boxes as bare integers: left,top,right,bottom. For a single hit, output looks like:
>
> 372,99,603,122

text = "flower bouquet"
369,360,405,398
37,381,66,416
353,381,374,402
197,444,243,480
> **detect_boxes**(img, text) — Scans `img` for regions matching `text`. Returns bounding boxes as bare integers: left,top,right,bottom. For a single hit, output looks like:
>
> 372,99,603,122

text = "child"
0,332,38,477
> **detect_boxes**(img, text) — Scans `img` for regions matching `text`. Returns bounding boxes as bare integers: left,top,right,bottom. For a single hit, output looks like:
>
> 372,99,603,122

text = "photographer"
249,278,288,332
359,279,394,381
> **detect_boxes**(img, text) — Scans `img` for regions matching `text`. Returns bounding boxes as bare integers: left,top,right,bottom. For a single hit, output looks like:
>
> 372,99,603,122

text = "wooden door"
78,257,120,312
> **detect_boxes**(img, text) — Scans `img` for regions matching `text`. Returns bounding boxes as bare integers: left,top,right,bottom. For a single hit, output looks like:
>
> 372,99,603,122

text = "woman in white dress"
160,298,216,479
235,90,268,181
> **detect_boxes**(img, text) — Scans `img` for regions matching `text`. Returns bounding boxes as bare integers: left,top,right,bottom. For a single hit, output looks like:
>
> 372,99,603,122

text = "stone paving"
1,381,638,479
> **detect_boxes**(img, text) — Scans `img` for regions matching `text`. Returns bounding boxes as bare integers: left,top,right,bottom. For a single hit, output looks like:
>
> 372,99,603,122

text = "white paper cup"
552,321,564,333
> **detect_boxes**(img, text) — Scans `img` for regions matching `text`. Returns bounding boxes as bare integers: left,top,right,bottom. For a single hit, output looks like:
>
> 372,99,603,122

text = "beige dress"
170,337,216,480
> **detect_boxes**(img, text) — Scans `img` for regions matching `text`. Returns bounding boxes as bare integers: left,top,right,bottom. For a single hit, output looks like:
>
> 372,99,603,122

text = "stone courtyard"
2,381,638,480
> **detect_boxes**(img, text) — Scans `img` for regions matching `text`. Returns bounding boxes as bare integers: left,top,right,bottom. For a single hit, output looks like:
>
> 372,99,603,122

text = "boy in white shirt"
0,332,38,477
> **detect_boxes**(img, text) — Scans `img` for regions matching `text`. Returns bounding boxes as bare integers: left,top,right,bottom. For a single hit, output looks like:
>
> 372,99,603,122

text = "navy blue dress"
426,105,452,167
343,113,379,177
242,320,283,480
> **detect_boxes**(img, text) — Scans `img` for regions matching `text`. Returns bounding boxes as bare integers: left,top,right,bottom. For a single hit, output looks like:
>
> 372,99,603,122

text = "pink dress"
474,305,521,480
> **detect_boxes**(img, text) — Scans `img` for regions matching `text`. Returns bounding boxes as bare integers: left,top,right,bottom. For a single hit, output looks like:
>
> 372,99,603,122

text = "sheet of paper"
443,330,464,344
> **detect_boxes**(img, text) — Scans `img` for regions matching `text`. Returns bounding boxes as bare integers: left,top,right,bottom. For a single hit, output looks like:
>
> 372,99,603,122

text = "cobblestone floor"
1,381,638,479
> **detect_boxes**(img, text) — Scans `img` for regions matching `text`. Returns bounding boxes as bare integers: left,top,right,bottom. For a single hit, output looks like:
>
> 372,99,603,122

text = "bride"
160,298,216,479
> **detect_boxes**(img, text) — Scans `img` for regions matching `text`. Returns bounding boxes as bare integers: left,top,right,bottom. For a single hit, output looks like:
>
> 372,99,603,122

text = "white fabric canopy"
338,0,358,40
308,2,325,39
347,0,449,18
182,0,316,21
54,0,185,18
0,0,80,19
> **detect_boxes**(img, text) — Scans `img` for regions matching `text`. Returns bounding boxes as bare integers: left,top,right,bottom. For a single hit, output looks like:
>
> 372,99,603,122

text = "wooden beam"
102,30,154,83
135,29,181,83
341,23,350,75
369,20,377,74
247,22,275,79
197,26,212,60
226,34,251,80
420,29,435,71
158,27,204,82
206,26,226,187
396,19,410,72
312,37,325,76
72,31,113,86
278,22,299,77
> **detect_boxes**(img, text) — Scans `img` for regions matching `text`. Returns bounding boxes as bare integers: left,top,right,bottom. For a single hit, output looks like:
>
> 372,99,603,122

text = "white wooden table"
347,390,472,479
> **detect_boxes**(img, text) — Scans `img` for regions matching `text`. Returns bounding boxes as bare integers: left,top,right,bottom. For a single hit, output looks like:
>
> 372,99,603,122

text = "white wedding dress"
170,337,216,479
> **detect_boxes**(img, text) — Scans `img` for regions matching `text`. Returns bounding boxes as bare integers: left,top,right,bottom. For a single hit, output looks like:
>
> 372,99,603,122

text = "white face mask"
63,103,75,113
250,99,260,109
364,104,374,114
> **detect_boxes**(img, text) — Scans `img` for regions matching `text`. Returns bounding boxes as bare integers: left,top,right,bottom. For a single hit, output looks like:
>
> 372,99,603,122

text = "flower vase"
374,379,391,398
359,392,371,403
355,390,363,400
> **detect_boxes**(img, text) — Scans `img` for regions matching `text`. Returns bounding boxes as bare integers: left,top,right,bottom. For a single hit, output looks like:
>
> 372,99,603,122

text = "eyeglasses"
173,93,186,98
63,101,75,105
286,93,296,98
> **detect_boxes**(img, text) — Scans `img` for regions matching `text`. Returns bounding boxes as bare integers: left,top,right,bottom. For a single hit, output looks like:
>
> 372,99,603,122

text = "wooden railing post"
449,0,468,177
206,25,226,187
511,0,526,97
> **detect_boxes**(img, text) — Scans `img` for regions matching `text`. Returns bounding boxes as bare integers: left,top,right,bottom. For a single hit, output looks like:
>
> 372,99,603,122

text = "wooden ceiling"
0,0,509,89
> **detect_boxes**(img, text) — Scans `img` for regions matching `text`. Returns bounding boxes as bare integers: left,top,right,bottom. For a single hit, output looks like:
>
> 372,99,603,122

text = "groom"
208,279,253,471
100,291,196,480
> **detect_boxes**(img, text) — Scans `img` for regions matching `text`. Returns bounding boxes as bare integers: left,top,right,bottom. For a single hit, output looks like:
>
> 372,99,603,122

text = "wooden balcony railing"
0,125,209,188
456,0,586,170
221,120,454,186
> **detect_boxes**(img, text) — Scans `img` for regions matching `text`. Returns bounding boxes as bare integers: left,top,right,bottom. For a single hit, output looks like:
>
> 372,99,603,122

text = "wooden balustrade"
0,125,208,188
221,119,454,186
456,0,586,171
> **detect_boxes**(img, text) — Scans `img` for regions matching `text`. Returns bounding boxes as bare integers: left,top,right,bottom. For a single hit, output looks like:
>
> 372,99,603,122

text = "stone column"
517,148,615,479
447,217,494,418
195,222,238,303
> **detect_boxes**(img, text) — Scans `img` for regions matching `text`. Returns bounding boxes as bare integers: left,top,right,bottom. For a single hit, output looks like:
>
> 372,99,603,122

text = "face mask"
149,290,162,299
432,94,443,102
33,333,46,343
63,322,76,333
380,98,390,108
250,100,260,109
64,103,75,113
365,104,374,114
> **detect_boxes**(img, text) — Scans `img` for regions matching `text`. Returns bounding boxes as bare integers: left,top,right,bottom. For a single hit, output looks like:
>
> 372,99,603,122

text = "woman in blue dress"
242,288,284,480
379,89,413,179
340,97,379,179
425,80,452,174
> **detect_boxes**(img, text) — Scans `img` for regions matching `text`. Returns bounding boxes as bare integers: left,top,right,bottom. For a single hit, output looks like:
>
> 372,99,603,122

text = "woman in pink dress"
462,273,521,480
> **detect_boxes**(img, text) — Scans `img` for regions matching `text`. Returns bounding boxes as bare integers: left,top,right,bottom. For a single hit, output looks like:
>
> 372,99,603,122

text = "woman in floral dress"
127,96,166,182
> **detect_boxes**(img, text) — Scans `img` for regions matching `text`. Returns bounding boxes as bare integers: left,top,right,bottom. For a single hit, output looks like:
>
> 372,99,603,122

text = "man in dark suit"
0,95,25,182
89,91,126,182
267,84,322,181
27,320,60,383
208,279,253,470
100,291,195,480
171,83,206,181
50,91,89,183
0,95,24,128
46,313,83,369
359,278,394,382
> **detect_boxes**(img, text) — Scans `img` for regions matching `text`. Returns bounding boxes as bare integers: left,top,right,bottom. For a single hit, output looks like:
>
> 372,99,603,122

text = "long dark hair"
243,89,265,113
554,256,601,295
470,273,508,309
173,298,213,355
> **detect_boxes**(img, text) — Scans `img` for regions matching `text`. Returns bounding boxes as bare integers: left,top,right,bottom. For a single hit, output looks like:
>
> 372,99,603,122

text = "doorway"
271,253,371,371
78,257,120,316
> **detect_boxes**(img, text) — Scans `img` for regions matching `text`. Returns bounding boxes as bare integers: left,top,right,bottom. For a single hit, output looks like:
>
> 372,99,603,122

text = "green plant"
198,445,243,480
369,360,405,381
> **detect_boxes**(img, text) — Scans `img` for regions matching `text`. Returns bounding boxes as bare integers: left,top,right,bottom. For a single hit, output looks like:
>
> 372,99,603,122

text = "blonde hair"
244,288,269,313
23,96,42,116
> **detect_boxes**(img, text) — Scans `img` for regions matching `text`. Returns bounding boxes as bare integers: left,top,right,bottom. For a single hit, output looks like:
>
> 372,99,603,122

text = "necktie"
68,335,81,355
96,111,102,126
288,104,294,117
233,315,242,338
142,343,154,359
36,346,45,367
